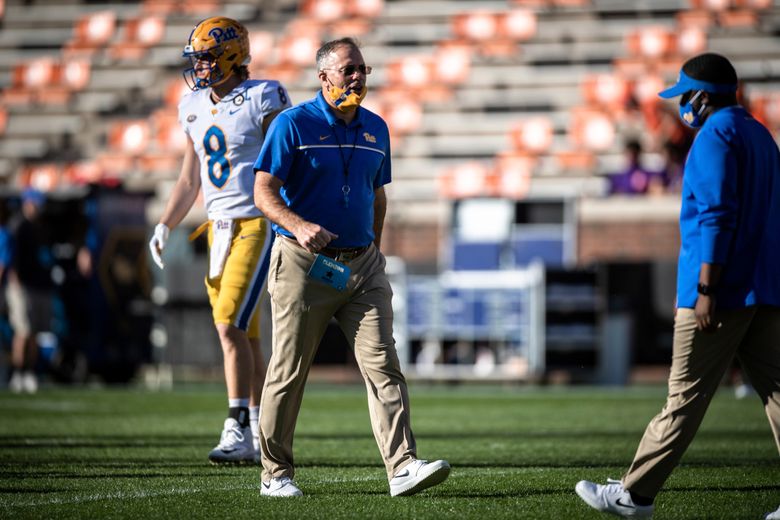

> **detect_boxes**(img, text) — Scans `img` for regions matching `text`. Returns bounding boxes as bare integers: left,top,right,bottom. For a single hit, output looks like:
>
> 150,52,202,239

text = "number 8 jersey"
178,79,292,219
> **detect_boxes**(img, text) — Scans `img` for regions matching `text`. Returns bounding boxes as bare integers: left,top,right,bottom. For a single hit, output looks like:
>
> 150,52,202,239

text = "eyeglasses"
323,64,372,76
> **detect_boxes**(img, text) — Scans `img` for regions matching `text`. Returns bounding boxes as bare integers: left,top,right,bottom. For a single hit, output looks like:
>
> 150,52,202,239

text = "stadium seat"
108,15,166,61
64,10,117,57
509,117,554,154
439,161,492,199
568,107,616,152
493,152,535,199
19,163,62,191
108,120,151,156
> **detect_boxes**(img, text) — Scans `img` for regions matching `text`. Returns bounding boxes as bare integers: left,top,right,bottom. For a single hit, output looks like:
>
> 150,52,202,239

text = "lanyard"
330,124,359,208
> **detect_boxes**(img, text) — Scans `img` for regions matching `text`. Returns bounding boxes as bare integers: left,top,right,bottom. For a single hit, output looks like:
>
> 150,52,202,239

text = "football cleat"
182,16,250,91
208,418,255,464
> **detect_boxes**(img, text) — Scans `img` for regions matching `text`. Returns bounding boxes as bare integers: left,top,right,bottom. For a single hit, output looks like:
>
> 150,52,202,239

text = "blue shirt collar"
315,91,364,128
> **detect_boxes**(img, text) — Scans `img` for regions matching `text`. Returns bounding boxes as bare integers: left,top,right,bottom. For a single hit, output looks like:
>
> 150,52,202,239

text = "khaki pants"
260,237,416,482
623,306,780,498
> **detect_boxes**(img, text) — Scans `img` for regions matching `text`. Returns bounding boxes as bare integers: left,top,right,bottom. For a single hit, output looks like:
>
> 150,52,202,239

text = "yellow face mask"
327,84,367,112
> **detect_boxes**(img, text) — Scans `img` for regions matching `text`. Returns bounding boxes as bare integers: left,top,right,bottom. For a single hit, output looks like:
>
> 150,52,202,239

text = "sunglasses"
324,64,372,76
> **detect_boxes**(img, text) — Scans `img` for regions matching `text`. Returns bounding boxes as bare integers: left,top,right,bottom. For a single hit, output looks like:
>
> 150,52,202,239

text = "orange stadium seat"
152,111,188,153
109,16,166,61
676,9,715,28
439,161,491,199
249,31,276,69
384,56,453,103
108,120,151,155
499,9,537,41
0,107,7,136
4,57,89,106
569,107,616,152
452,11,498,42
300,0,348,22
164,78,191,108
493,151,536,199
554,149,596,173
676,25,708,55
349,0,384,18
277,21,322,68
626,26,676,59
64,11,117,57
433,41,473,85
19,164,62,191
717,8,758,27
509,118,554,154
581,73,630,111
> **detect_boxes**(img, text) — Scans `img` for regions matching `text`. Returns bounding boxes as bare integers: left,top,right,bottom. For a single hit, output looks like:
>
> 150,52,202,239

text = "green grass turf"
0,383,778,519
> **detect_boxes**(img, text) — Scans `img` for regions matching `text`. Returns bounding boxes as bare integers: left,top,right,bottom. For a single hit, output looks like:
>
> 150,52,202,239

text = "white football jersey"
178,79,291,219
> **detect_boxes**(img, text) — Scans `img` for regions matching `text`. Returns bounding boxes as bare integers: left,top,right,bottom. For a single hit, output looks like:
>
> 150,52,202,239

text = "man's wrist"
697,283,716,296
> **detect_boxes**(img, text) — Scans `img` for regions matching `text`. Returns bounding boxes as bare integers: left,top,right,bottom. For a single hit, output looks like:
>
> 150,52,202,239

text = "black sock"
629,491,654,506
228,406,250,428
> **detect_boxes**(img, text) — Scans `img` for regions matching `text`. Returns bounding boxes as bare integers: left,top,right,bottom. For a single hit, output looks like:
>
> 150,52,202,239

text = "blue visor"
658,69,738,99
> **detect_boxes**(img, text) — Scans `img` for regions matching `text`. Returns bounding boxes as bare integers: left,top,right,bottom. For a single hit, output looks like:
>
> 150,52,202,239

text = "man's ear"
317,70,328,83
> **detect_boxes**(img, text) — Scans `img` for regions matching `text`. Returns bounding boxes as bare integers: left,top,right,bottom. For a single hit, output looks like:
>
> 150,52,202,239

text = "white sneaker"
207,418,255,464
389,459,451,497
22,372,38,394
251,425,261,463
766,505,780,520
575,480,654,518
9,372,23,393
260,476,303,497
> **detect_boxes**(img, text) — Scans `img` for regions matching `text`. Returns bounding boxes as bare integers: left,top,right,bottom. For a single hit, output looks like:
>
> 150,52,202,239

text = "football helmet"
183,17,250,91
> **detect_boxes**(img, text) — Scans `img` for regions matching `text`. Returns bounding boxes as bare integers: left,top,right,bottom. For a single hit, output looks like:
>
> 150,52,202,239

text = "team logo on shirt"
233,94,244,106
187,114,197,122
363,132,376,143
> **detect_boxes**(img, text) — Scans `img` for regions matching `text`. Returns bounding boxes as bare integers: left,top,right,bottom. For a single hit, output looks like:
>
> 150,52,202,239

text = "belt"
281,235,370,262
320,245,370,262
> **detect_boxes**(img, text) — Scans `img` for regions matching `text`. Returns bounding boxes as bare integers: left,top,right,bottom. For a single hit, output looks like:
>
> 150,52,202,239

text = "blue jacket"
253,92,391,248
677,105,780,309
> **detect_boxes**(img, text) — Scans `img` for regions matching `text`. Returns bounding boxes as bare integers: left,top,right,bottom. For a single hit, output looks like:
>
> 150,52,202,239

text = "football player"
149,16,291,464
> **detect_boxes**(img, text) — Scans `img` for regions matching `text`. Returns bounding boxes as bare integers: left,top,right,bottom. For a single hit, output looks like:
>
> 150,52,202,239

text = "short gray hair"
316,37,360,70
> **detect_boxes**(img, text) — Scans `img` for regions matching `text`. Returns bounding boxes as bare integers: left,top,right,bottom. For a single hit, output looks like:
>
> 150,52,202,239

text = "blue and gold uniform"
179,79,291,335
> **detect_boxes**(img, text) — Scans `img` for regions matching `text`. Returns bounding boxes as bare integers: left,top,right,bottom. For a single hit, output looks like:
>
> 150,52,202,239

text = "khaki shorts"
6,281,51,336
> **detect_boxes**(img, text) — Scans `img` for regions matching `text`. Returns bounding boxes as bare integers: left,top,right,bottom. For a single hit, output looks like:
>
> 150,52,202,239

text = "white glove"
149,223,170,269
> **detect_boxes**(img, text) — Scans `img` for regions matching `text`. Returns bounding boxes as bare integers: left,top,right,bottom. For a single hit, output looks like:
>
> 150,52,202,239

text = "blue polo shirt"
253,91,391,248
677,105,780,309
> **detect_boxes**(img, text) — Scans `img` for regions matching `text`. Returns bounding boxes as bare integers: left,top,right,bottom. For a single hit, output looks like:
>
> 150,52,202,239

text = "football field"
1,384,777,519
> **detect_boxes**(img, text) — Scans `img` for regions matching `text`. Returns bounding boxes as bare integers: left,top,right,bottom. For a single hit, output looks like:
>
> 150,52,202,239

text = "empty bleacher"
0,0,778,229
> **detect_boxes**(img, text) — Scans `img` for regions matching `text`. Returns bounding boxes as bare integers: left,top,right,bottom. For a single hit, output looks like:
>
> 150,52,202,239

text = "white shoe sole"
391,461,451,497
208,450,257,465
260,483,303,497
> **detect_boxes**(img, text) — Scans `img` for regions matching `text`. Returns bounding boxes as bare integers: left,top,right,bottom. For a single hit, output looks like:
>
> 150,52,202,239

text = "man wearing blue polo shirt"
576,53,780,519
253,37,450,498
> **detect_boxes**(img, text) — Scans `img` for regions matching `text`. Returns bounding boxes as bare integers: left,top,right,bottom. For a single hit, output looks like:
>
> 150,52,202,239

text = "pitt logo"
209,26,238,44
363,132,376,143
